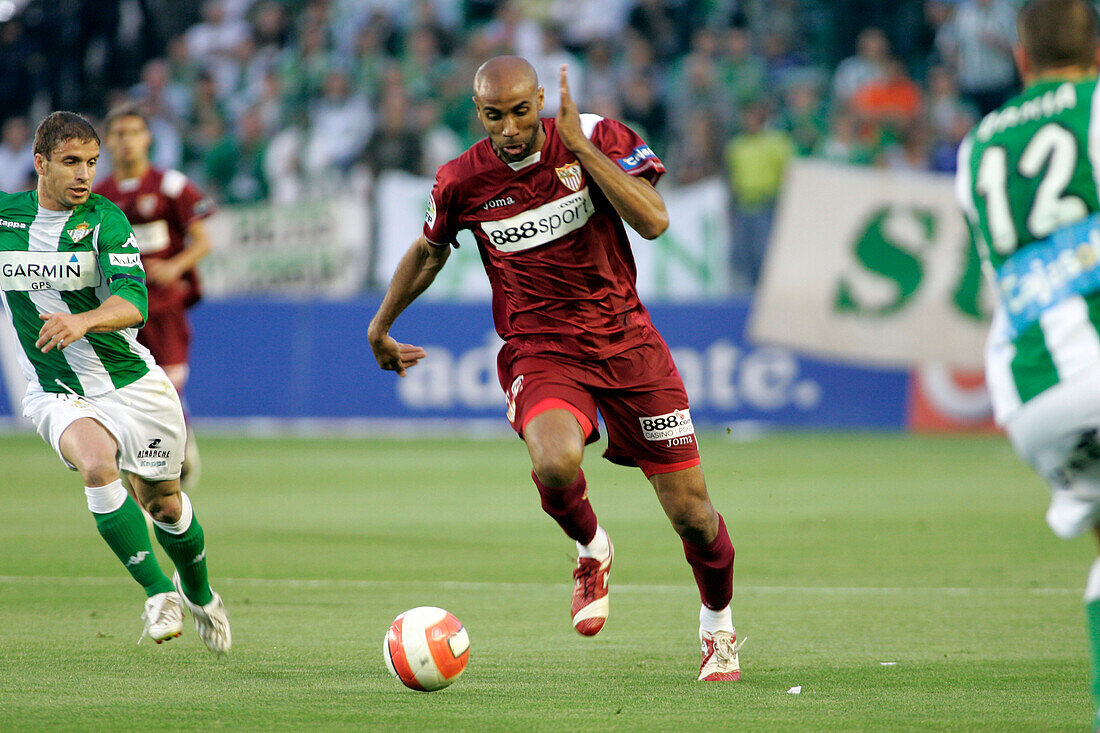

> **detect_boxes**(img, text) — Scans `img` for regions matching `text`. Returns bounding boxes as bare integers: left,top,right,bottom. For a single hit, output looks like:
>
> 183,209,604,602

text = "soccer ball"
383,606,470,691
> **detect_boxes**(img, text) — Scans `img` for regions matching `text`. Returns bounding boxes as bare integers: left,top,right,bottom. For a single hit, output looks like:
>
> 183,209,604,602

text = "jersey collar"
506,150,542,171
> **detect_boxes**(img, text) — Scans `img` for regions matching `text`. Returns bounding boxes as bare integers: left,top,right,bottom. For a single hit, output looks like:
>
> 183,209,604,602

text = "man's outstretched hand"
370,334,426,378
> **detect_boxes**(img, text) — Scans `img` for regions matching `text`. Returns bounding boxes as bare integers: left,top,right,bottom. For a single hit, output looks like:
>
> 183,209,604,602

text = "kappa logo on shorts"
638,408,695,444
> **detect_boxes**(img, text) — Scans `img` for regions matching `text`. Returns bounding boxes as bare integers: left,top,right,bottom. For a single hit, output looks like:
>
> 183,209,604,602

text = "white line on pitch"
0,575,1079,595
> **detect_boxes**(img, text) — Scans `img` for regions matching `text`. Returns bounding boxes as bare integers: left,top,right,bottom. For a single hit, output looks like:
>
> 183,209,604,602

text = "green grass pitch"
0,431,1091,731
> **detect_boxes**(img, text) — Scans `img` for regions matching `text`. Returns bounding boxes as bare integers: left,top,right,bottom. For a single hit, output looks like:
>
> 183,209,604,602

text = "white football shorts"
22,367,186,482
1005,364,1100,539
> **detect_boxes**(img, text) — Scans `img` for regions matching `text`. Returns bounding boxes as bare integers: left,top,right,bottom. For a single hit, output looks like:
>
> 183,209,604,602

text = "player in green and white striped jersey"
0,111,230,653
956,0,1100,725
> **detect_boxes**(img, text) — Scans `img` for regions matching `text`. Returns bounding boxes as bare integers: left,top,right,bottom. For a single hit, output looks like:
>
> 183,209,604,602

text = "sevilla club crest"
555,162,583,192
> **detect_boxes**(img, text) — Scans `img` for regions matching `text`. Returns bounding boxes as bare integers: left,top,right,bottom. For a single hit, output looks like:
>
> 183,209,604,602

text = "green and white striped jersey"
0,190,154,397
956,77,1100,423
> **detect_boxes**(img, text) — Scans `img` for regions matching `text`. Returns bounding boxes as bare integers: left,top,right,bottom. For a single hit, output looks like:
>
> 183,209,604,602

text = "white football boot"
138,590,184,644
173,572,231,655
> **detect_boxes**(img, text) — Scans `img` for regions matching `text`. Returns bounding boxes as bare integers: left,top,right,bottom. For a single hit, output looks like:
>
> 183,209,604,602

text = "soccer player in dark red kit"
369,56,741,680
96,104,214,490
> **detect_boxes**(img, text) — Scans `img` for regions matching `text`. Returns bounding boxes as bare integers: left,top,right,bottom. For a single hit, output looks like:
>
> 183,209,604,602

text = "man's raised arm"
554,65,668,240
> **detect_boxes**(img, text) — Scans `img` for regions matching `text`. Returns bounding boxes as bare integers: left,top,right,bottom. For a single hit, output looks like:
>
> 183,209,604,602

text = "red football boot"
571,541,613,636
698,628,744,681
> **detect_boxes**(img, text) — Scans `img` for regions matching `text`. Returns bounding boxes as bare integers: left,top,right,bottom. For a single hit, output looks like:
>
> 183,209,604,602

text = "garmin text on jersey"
0,251,101,291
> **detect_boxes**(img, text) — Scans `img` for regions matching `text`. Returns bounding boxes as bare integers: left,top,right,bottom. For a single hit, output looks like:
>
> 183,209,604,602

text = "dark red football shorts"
497,329,701,477
138,301,192,368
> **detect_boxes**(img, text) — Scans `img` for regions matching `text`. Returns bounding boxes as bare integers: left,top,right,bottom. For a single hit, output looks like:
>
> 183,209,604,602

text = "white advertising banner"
749,160,991,369
201,195,371,297
373,171,490,299
629,176,732,299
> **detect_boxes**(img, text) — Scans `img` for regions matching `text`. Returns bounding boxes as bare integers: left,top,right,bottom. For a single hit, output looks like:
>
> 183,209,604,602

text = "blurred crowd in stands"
0,0,1026,287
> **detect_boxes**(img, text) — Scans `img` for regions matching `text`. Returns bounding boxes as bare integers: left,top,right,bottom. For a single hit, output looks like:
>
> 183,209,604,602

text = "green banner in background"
751,160,992,369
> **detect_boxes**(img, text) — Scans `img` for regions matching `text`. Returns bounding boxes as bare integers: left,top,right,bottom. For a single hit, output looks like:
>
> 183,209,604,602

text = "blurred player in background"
96,103,214,491
0,111,229,653
956,0,1100,725
369,57,741,680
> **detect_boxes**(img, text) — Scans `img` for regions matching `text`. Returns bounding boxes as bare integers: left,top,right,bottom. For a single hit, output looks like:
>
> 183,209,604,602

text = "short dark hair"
1018,0,1099,72
103,102,150,134
33,111,99,159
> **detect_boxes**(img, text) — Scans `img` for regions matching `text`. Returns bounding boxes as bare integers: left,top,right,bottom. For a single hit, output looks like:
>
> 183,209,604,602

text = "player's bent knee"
78,457,121,488
133,478,183,524
671,505,718,543
60,420,120,486
528,434,583,488
145,493,182,525
532,452,582,489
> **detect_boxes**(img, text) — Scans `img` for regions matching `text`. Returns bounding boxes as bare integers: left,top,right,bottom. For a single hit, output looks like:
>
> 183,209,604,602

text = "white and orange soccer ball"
383,606,470,691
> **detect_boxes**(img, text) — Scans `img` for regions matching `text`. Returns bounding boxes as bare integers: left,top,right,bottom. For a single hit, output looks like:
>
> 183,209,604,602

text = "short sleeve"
589,117,666,186
96,205,148,322
422,172,460,247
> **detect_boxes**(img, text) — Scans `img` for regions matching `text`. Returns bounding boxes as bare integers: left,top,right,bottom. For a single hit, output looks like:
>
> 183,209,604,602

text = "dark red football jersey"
423,116,666,359
95,167,215,312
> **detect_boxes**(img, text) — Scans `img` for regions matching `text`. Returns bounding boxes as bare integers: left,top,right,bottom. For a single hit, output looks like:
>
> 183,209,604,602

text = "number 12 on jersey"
974,122,1088,256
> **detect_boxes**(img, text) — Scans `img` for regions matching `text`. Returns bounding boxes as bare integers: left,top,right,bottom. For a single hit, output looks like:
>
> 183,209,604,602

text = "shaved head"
472,55,546,163
474,56,539,98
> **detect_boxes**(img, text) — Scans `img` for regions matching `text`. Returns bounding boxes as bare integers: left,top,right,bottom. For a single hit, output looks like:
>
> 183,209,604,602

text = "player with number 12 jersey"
957,77,1100,422
957,2,1100,725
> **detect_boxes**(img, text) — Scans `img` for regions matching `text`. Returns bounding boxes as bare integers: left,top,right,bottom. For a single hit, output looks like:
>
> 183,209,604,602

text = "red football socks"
682,513,735,610
532,468,598,545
